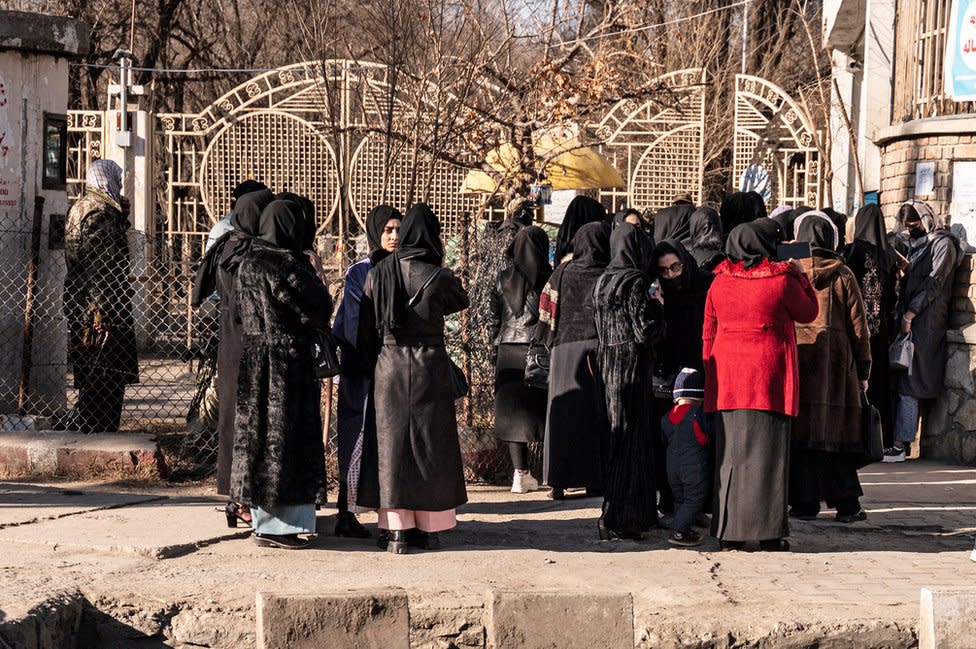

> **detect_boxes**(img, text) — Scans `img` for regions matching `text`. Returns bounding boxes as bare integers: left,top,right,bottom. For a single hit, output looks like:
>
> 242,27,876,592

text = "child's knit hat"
673,367,704,401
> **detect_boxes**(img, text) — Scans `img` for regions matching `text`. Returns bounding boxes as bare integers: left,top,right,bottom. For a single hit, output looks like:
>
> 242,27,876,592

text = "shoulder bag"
859,391,884,466
312,330,342,379
888,331,914,372
524,342,550,389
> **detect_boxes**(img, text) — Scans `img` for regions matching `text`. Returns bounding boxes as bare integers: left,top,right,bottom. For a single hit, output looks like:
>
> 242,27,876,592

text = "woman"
790,211,872,523
489,225,552,494
845,204,899,445
331,205,402,537
613,207,648,232
593,223,664,539
232,199,332,549
191,188,275,512
703,220,818,551
650,239,714,516
688,207,725,271
553,196,607,265
536,222,613,499
718,191,767,237
64,160,139,435
887,201,964,462
358,204,469,554
653,195,695,249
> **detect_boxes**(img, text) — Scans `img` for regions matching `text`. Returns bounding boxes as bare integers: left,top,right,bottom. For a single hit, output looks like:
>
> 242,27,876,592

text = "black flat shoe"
334,511,371,538
759,538,790,552
549,487,565,500
835,509,867,523
253,533,308,549
719,540,746,551
597,519,642,541
220,501,251,528
387,530,408,554
405,529,440,550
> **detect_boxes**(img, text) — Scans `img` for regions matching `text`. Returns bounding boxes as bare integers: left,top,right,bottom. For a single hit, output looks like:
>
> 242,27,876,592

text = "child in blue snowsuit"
660,367,712,546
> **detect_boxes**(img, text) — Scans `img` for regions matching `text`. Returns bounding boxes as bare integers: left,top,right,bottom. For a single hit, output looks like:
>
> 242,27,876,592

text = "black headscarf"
600,222,652,301
554,196,606,264
852,204,895,272
567,221,612,269
793,210,838,252
257,199,306,255
719,191,767,237
500,225,551,316
652,239,702,295
821,208,848,249
612,208,647,231
190,187,274,306
653,201,694,245
371,203,443,333
365,205,403,264
689,207,722,250
725,219,782,268
232,179,267,203
275,192,316,251
775,205,812,240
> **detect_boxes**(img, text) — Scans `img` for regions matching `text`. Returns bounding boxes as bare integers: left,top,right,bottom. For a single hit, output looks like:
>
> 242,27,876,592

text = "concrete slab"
0,499,250,559
487,590,633,649
0,483,164,528
0,431,165,479
256,590,409,649
919,587,976,649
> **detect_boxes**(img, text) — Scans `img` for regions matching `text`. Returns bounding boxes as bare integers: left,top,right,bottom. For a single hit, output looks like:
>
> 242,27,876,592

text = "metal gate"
732,74,824,209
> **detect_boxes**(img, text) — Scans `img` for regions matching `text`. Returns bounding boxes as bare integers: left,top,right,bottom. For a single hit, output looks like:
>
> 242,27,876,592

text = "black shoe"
758,538,790,552
789,508,819,521
376,530,389,550
668,529,702,547
387,530,408,554
221,501,251,528
719,540,745,551
405,529,441,550
334,511,371,538
549,487,565,500
598,519,642,541
253,533,308,549
835,509,867,524
584,487,603,498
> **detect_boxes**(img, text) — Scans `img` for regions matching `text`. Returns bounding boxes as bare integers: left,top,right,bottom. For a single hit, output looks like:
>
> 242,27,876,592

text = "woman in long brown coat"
790,211,872,523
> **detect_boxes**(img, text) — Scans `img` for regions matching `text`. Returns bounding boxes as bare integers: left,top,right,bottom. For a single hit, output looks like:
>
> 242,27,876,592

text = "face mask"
908,225,926,240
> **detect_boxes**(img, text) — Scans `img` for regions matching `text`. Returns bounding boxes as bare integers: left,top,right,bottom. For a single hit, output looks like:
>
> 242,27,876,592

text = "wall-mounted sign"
945,0,976,100
915,161,936,197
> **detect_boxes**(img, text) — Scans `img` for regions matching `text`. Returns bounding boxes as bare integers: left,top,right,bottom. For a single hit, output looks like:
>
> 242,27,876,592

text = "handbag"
652,373,676,399
524,343,550,389
888,331,914,372
449,360,468,400
311,330,342,379
859,391,884,467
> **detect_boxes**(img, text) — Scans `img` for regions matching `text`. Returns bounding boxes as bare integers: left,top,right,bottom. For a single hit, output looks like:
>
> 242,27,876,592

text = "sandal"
221,501,252,528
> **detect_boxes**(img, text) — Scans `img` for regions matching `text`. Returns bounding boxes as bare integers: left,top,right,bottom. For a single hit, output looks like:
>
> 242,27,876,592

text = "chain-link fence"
0,205,527,484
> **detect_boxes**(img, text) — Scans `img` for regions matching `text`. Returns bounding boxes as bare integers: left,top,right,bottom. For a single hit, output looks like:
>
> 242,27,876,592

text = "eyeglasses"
657,261,683,276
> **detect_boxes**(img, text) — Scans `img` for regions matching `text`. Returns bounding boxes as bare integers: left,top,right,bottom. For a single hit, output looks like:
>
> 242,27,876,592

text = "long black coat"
357,259,469,511
230,245,332,509
897,230,963,399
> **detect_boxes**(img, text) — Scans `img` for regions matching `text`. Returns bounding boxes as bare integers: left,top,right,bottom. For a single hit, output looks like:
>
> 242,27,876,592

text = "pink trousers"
377,508,457,532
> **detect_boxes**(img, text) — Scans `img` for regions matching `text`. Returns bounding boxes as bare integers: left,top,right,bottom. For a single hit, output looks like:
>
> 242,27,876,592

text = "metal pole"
741,1,749,75
18,196,45,416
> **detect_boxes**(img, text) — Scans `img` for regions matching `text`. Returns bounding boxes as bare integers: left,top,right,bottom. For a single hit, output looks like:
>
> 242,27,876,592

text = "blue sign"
945,0,976,101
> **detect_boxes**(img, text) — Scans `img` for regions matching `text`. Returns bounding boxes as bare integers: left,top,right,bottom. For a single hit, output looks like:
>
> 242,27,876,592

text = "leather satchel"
888,331,914,372
859,391,884,467
524,343,550,389
311,330,342,379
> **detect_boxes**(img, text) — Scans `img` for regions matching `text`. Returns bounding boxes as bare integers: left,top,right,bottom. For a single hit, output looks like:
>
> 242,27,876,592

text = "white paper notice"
914,161,936,197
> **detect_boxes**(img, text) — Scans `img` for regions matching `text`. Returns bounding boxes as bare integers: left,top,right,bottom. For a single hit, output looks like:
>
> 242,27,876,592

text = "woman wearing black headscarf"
190,188,275,514
536,222,613,499
719,191,767,237
232,199,332,549
845,205,899,445
704,220,818,551
331,205,402,538
612,207,648,233
553,196,607,266
593,223,665,539
357,204,469,553
688,207,725,271
653,198,695,249
489,226,552,494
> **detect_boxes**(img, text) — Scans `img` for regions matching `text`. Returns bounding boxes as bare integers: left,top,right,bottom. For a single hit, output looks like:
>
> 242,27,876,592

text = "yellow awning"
460,132,625,194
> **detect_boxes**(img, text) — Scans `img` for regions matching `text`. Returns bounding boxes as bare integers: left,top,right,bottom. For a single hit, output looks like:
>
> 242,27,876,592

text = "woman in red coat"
703,219,818,551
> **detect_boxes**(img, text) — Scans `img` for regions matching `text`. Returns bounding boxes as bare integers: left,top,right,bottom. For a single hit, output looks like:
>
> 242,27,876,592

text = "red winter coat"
702,259,819,416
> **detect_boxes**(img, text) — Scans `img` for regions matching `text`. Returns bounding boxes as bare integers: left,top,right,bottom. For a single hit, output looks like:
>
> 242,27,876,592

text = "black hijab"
852,204,895,273
275,192,316,251
652,239,702,296
190,187,274,306
365,205,403,264
719,191,767,237
232,179,267,204
257,199,306,255
500,225,551,316
554,196,606,264
725,219,782,268
601,222,652,301
371,203,443,333
689,207,722,250
821,208,847,249
613,208,646,231
793,210,838,252
777,205,812,240
653,202,694,245
566,221,612,269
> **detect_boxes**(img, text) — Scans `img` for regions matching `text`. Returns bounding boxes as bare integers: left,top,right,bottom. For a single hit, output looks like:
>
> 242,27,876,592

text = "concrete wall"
0,12,88,415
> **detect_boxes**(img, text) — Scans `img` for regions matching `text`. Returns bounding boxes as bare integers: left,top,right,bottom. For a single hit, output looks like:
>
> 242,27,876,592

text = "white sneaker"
882,446,907,463
511,470,539,493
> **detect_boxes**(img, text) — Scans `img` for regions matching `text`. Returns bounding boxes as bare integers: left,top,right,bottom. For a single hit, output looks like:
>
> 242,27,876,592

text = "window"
42,114,67,189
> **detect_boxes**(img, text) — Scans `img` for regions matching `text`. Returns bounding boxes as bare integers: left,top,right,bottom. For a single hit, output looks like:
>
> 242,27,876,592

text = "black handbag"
311,330,342,379
449,360,469,400
859,391,884,467
524,343,550,389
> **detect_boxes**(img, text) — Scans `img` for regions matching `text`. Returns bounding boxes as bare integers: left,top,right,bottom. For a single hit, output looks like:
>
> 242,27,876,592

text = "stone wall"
926,254,976,465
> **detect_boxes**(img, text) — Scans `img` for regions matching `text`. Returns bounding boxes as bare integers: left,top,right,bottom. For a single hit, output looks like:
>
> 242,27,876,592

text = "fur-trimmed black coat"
230,245,332,509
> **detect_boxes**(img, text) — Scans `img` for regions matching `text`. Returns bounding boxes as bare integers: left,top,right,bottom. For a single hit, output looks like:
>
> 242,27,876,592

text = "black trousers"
76,367,126,433
789,448,864,516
